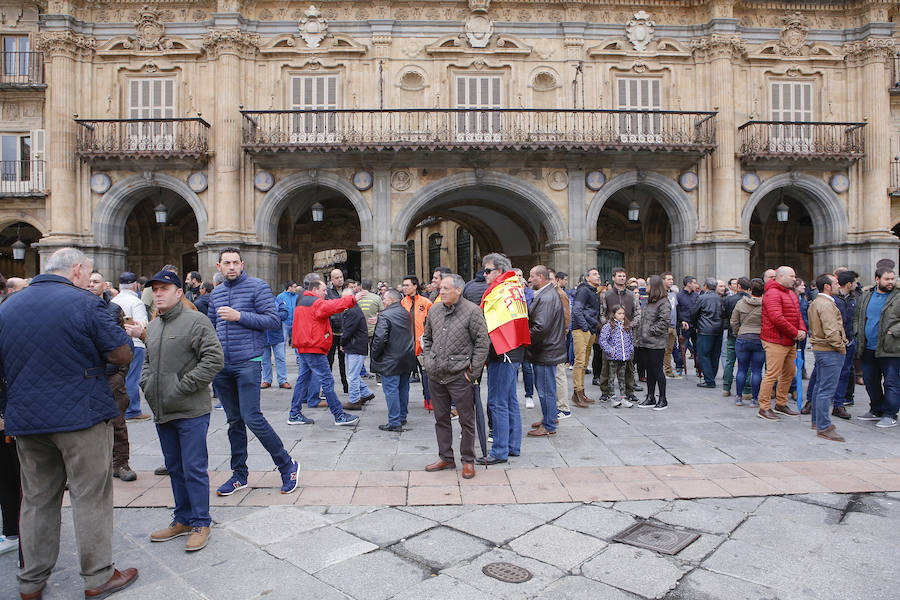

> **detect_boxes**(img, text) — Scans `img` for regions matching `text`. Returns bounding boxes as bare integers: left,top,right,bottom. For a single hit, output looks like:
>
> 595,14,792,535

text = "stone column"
567,168,587,277
371,167,392,283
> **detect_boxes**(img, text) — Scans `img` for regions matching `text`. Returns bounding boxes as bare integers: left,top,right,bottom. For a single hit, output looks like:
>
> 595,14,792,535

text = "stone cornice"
690,33,746,60
201,28,260,58
842,37,894,64
33,29,96,59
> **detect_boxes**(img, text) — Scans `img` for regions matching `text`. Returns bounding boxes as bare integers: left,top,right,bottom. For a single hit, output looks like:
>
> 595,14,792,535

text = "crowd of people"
0,246,897,599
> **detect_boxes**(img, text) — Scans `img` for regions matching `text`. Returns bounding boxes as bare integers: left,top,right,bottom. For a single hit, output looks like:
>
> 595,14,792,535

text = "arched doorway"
0,221,42,278
124,188,199,277
406,218,480,283
749,191,813,281
394,171,567,280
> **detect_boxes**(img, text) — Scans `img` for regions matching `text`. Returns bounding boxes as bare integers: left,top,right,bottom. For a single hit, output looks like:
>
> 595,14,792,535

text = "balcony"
891,54,900,94
0,52,44,88
240,109,717,159
0,160,45,197
738,121,866,166
891,157,900,195
75,118,210,164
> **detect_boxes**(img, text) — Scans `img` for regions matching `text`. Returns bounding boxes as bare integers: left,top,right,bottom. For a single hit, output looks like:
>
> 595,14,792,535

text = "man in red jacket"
288,279,364,427
757,266,806,420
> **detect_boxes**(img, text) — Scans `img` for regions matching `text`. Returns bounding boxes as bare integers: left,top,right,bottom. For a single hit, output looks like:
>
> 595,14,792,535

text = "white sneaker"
525,396,535,409
0,535,18,555
612,399,622,408
619,397,634,408
557,410,572,420
875,416,898,428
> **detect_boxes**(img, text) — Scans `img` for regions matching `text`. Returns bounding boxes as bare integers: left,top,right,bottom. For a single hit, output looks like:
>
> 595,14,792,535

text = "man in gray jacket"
142,270,224,553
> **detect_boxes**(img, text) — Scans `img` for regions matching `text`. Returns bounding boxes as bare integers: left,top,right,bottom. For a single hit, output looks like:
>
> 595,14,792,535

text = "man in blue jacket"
261,294,290,390
207,248,299,497
0,248,138,600
276,281,299,351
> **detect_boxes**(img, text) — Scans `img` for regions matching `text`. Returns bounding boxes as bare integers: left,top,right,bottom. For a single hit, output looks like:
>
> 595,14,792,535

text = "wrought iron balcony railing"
738,121,866,162
0,51,43,86
891,158,900,192
241,109,717,153
0,160,45,196
891,54,900,91
75,118,210,159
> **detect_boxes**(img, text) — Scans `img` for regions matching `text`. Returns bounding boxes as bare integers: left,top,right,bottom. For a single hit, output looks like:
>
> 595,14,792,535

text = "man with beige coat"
807,273,848,442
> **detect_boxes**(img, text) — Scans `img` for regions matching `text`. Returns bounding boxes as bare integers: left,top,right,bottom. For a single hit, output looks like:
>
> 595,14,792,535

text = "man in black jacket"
722,277,750,397
341,289,376,411
571,268,601,406
326,268,349,393
463,270,489,304
677,276,701,378
526,266,567,437
370,289,417,431
692,278,726,388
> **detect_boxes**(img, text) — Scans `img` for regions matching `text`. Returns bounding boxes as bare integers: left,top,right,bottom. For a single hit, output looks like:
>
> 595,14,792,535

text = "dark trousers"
157,414,211,527
107,373,130,469
591,342,603,377
635,347,647,380
696,333,722,386
861,349,900,418
0,433,20,538
520,361,534,397
735,337,766,401
832,341,856,406
429,373,475,464
644,348,666,401
327,334,348,392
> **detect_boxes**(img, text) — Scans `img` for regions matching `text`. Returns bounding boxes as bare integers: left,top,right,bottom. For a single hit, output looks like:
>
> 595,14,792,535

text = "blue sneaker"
281,460,300,494
334,414,359,427
287,413,315,425
216,474,247,497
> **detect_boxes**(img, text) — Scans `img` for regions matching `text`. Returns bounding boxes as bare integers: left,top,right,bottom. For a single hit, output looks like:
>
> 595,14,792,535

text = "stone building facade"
2,0,899,285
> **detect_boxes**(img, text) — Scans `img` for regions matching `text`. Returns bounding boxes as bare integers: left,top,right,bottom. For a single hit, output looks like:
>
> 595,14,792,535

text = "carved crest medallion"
626,11,654,52
299,5,329,49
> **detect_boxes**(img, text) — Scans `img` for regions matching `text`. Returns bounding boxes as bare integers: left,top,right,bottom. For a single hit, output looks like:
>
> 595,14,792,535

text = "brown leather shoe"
571,392,589,409
817,425,845,442
461,463,475,479
800,401,811,415
279,382,292,389
578,389,595,404
531,419,558,428
832,405,851,419
527,425,557,436
260,382,272,389
20,586,44,600
425,459,456,472
757,409,781,421
185,526,210,552
773,404,799,416
84,568,138,599
343,401,363,411
150,521,191,542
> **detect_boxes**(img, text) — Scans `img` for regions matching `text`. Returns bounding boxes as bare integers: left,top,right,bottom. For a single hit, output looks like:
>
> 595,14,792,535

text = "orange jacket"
401,293,432,355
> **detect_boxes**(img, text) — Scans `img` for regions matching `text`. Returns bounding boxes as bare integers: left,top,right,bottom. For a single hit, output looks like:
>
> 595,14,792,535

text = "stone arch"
392,171,567,244
585,171,697,244
742,173,848,246
93,173,209,248
0,214,48,236
255,171,374,249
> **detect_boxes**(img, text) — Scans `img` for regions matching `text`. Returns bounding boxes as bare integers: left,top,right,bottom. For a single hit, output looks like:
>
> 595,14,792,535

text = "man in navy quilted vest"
0,247,139,600
207,248,300,497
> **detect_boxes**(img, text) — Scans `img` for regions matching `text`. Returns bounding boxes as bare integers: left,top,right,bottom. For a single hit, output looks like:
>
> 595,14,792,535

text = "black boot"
637,396,656,408
653,397,669,411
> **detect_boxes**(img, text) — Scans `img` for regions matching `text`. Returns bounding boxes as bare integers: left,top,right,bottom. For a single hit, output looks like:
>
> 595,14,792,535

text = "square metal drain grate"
612,522,700,555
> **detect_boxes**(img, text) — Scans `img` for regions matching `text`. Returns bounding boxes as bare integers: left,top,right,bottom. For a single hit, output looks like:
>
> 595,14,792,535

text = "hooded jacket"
292,291,356,355
761,278,807,346
572,281,601,333
731,295,763,339
598,319,635,361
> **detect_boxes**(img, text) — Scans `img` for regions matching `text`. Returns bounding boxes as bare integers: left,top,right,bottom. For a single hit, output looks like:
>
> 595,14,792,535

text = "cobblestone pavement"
2,493,898,599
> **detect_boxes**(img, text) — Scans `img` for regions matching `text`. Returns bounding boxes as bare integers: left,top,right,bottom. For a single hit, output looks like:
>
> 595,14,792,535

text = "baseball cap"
147,270,183,289
119,271,137,284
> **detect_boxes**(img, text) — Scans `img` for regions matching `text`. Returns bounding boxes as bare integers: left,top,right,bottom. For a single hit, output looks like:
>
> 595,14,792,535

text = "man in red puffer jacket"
757,266,807,420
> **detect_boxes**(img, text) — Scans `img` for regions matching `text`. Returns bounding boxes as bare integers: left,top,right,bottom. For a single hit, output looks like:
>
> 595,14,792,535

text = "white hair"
44,248,89,274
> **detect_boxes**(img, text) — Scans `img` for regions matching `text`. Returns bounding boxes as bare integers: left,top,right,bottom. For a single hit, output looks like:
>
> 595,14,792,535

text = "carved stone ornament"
547,169,568,191
465,13,493,49
34,31,97,58
689,34,746,59
842,38,895,63
391,169,412,191
626,11,654,52
134,5,171,51
299,5,329,49
201,29,260,58
469,0,490,13
778,12,809,56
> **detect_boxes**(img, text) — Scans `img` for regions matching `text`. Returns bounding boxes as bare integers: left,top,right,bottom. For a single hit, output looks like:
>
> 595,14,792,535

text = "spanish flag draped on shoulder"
480,271,531,354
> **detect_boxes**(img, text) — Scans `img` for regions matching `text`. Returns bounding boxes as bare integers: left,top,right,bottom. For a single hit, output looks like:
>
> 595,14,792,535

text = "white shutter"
616,78,662,142
454,75,503,142
290,75,338,142
770,81,813,152
127,78,175,150
30,129,45,191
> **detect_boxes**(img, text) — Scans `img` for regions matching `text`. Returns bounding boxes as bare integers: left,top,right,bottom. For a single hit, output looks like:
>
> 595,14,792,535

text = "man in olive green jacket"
141,270,224,552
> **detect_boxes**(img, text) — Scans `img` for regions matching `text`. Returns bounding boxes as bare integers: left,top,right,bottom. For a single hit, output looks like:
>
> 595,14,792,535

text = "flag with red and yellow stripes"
480,271,531,354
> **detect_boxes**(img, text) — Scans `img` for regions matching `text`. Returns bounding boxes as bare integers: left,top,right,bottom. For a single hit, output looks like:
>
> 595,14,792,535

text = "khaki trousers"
555,363,569,411
572,330,595,392
758,341,796,411
16,420,115,595
664,328,677,376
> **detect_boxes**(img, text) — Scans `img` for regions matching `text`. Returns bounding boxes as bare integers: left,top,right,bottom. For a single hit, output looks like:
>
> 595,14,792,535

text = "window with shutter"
0,133,33,191
1,36,29,80
127,78,175,150
406,240,416,276
769,81,813,152
454,75,503,142
290,75,338,142
616,78,662,143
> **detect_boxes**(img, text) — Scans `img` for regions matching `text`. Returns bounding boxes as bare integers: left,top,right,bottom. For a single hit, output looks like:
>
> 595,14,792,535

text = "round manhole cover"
482,562,532,583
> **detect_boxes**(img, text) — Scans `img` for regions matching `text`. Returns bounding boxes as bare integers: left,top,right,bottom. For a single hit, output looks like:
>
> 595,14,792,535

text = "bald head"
763,269,776,283
775,266,796,289
5,277,27,295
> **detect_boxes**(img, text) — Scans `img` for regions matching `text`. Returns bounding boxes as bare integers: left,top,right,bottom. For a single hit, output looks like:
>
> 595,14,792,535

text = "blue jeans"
346,353,373,402
381,374,409,427
215,360,292,479
124,346,146,418
567,331,574,366
261,341,287,385
861,349,900,418
533,364,557,432
292,353,346,419
157,414,211,527
696,333,722,386
832,341,856,406
487,361,522,460
735,337,765,401
811,350,844,431
520,361,534,397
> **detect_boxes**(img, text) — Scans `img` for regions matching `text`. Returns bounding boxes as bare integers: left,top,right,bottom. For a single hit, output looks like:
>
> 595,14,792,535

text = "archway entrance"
406,217,481,282
749,191,814,281
124,188,199,277
0,221,41,278
594,185,672,281
275,187,361,283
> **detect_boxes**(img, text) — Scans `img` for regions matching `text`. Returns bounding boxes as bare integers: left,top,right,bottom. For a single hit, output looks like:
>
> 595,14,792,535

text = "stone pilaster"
371,167,392,282
566,167,587,277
